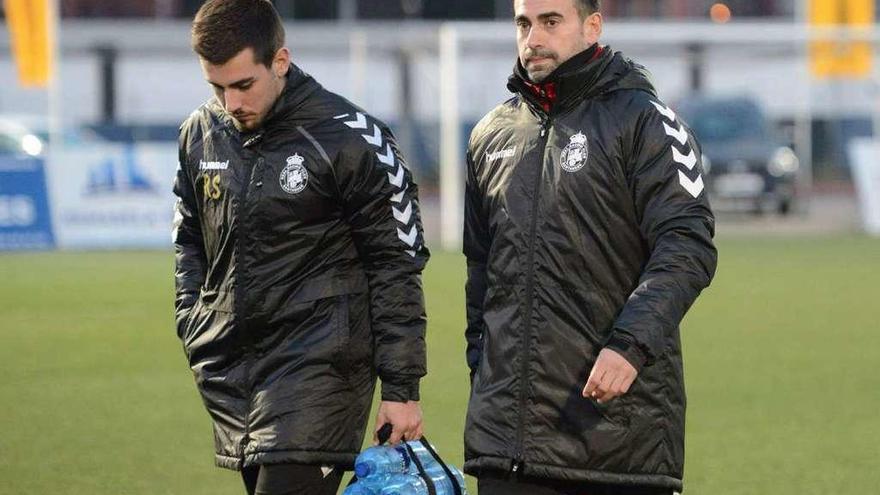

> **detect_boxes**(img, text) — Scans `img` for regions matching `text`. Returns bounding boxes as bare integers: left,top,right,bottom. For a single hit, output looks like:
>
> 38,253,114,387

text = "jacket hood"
509,45,657,113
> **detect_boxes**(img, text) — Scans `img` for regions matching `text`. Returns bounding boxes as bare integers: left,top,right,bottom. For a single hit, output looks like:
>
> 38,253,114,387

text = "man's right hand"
373,401,423,445
582,348,638,404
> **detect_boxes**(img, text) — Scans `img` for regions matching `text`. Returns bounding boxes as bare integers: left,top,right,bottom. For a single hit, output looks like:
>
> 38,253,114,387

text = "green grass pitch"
1,236,878,494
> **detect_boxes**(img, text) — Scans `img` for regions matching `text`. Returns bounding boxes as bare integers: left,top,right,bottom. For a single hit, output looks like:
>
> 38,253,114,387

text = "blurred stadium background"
1,1,879,494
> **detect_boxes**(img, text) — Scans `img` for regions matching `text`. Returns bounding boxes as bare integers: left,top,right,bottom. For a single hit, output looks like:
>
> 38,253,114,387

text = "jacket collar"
209,63,321,138
260,63,321,126
508,44,616,115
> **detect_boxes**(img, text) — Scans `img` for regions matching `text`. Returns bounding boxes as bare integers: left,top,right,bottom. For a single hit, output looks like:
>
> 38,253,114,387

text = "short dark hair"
191,0,285,67
575,0,601,19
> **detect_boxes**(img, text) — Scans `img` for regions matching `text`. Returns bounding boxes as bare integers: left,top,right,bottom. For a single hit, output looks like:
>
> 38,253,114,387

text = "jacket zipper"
513,114,551,472
236,134,264,463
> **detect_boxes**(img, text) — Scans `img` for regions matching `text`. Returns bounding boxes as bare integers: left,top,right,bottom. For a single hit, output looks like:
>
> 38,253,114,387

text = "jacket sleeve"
463,150,490,378
608,98,718,370
172,127,207,339
338,125,429,402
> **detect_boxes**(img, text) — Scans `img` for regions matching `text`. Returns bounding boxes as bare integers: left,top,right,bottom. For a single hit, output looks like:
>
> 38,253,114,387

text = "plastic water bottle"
402,442,431,473
378,466,468,495
343,483,380,495
355,441,438,479
354,445,411,478
344,473,394,495
424,463,468,495
378,474,424,495
444,465,467,494
349,441,467,495
403,442,467,495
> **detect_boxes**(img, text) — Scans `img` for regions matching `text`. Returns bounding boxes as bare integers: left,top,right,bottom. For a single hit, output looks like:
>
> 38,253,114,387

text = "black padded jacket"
173,65,429,470
463,47,717,491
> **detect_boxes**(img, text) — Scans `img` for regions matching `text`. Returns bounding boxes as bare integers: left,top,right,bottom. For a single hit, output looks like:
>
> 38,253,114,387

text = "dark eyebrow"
208,77,256,90
537,12,564,21
515,11,564,23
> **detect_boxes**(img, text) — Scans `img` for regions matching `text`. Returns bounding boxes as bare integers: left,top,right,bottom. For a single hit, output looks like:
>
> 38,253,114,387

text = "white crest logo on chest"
280,153,309,195
560,132,589,173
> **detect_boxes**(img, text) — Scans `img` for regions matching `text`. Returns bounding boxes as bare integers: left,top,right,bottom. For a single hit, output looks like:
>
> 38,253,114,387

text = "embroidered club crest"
560,132,589,173
280,153,308,195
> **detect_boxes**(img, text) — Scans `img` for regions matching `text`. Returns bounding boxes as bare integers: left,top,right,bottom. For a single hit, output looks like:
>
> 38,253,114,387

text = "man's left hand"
582,348,638,404
374,401,423,445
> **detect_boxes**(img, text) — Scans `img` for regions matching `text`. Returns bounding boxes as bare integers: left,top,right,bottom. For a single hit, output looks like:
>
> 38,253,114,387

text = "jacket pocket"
334,294,351,369
183,289,235,366
177,299,200,341
331,291,372,379
180,297,207,346
593,393,633,428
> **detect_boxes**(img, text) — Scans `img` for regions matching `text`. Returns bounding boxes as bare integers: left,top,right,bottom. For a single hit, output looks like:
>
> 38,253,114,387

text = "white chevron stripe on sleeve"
672,145,697,170
344,112,367,129
397,225,418,246
362,124,383,147
388,165,405,187
333,113,350,120
341,110,420,254
678,170,705,198
651,101,677,122
663,122,688,145
392,201,413,224
391,187,407,204
376,143,396,167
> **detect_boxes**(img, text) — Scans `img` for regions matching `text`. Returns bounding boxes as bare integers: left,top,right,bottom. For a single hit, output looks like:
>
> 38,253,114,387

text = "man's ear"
272,47,291,77
584,12,603,44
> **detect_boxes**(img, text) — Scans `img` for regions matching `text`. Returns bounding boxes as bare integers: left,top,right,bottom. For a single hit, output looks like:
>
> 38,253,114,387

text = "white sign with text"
46,143,178,248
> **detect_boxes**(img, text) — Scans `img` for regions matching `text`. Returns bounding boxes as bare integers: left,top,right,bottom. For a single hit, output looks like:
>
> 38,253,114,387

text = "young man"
172,1,429,493
463,1,717,494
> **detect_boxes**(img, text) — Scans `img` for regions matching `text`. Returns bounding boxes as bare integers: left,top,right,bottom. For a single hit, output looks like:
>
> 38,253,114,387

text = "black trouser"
477,471,676,495
241,463,343,495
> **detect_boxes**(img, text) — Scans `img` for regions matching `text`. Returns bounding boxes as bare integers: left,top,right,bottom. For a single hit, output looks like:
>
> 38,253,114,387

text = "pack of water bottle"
344,440,468,495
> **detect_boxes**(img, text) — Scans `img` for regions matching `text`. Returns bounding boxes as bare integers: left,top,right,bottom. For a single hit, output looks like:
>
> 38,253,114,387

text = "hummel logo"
199,160,229,170
486,147,516,162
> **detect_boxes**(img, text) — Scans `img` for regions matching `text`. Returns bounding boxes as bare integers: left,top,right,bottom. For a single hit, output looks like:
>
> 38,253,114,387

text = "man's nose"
224,89,243,113
526,27,545,50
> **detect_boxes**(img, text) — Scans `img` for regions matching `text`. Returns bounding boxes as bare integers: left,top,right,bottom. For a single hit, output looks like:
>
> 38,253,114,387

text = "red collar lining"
523,46,604,112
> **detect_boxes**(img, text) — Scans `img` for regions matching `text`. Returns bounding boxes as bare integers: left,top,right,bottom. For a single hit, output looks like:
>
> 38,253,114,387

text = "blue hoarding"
0,156,55,250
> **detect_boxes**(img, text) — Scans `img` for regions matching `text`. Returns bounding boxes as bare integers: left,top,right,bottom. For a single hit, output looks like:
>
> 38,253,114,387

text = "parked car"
676,95,799,215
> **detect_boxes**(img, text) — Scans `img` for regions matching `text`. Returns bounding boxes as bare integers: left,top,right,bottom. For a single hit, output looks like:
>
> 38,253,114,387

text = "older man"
462,1,718,494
